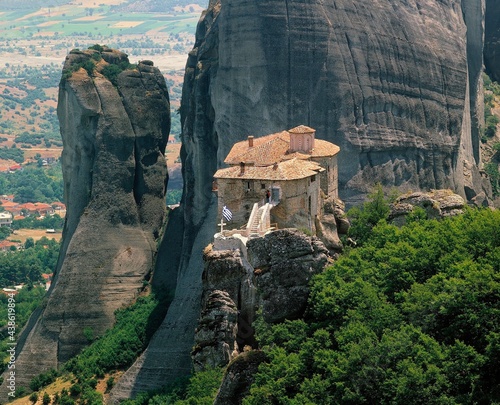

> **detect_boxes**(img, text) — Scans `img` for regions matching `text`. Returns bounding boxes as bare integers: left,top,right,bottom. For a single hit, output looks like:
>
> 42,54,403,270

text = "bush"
29,369,60,392
29,392,38,404
42,392,51,405
347,184,395,244
88,44,104,52
106,376,115,391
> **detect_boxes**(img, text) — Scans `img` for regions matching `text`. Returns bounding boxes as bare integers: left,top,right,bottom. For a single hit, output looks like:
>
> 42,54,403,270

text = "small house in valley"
0,212,12,227
213,125,340,235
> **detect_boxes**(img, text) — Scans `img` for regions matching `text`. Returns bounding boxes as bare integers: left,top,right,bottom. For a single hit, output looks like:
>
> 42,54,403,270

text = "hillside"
0,0,198,167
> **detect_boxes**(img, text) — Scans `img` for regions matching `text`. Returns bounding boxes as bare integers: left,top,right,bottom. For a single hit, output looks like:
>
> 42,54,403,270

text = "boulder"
213,350,269,405
389,189,466,226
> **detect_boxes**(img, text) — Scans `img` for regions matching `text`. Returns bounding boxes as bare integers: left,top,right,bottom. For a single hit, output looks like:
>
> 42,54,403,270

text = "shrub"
42,392,51,405
29,392,38,404
88,44,104,52
29,369,60,392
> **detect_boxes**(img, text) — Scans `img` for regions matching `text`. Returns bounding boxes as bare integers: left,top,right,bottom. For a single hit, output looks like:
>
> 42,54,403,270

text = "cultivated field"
9,228,62,243
0,0,201,169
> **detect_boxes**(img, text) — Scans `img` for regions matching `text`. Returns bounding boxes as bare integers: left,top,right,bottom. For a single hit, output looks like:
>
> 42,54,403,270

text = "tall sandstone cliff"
112,0,493,399
1,48,170,393
485,0,500,82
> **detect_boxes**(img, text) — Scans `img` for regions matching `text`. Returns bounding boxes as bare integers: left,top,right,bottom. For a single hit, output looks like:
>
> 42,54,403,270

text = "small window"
261,183,266,189
246,181,253,191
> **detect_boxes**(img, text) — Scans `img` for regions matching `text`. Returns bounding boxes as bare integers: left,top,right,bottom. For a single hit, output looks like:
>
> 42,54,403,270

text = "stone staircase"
249,206,264,237
246,203,271,238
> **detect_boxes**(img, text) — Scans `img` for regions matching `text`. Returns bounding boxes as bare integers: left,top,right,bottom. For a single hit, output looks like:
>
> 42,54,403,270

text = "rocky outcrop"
190,229,328,372
110,5,222,400
248,229,329,324
213,350,269,405
192,290,239,372
202,248,257,344
389,189,466,226
1,48,170,393
316,198,350,254
485,0,500,82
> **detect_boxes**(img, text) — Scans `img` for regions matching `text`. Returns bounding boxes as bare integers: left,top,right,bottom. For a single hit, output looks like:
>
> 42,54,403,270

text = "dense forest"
0,163,64,203
0,237,59,286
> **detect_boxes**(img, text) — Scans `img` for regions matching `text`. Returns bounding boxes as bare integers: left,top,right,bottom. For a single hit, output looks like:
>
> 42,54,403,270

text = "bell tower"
288,125,316,153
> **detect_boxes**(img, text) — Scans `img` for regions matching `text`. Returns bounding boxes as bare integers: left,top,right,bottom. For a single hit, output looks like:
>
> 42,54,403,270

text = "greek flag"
222,205,233,222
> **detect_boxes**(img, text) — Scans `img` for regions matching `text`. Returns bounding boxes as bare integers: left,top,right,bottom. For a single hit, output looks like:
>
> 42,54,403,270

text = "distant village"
0,192,63,294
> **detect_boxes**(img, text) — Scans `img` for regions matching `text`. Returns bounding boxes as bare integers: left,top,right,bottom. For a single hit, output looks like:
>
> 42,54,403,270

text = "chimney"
248,136,254,147
240,162,245,174
273,162,278,170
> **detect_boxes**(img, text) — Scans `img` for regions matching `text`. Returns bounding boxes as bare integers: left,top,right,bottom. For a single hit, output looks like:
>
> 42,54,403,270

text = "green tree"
42,392,51,405
29,392,38,404
243,208,500,404
347,184,394,244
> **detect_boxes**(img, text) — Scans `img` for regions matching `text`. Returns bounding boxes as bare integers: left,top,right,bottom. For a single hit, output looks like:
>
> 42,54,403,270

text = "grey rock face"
192,290,239,372
389,189,466,226
183,0,488,207
2,48,169,392
316,197,350,254
485,0,500,82
202,248,257,337
248,229,329,323
213,350,268,405
109,5,223,400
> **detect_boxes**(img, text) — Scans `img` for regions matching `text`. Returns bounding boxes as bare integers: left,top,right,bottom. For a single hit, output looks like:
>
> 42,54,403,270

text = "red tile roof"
288,125,315,133
0,240,18,250
18,203,37,212
214,158,324,181
0,201,19,209
224,127,339,167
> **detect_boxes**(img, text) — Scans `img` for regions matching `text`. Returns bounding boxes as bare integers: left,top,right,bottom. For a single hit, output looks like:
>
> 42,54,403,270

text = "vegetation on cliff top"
62,45,138,86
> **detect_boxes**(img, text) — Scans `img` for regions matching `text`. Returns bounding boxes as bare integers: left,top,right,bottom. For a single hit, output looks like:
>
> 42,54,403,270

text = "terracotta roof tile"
224,131,290,166
310,139,340,157
224,127,339,166
288,125,315,133
215,158,324,181
1,201,19,208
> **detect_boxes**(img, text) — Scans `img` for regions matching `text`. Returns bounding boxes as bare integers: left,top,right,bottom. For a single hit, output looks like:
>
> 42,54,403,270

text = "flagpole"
221,205,232,235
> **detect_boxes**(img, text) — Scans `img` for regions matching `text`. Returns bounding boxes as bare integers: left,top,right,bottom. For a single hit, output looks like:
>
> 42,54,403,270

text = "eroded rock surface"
389,189,466,226
182,0,488,208
248,229,329,324
213,350,269,405
2,48,169,393
316,197,350,254
485,0,500,82
192,290,239,372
